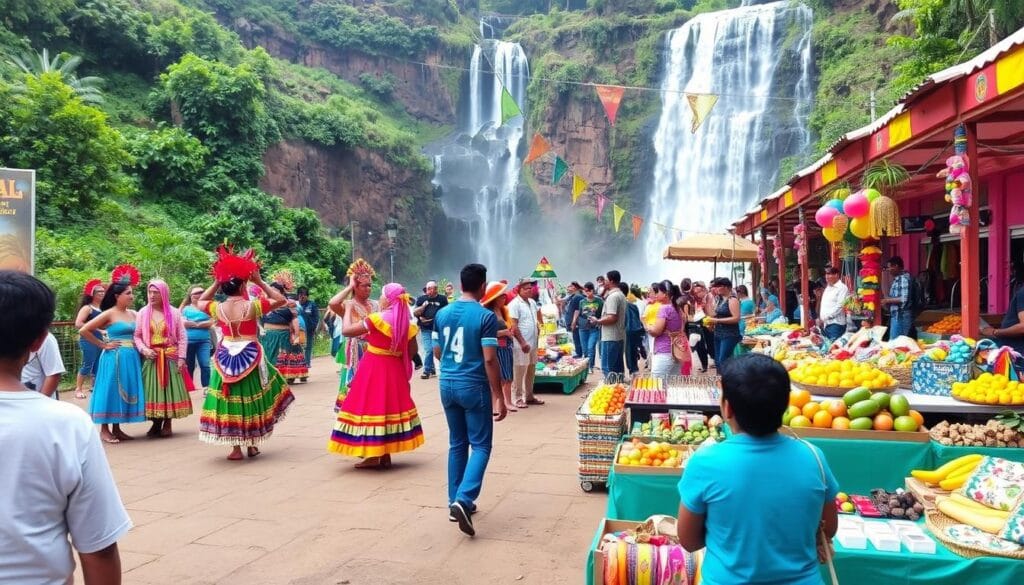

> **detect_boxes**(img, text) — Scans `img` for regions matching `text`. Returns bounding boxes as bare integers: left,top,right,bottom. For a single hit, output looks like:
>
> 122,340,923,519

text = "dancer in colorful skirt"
328,282,424,468
135,279,193,438
73,279,105,399
79,265,146,444
275,306,309,382
328,259,378,411
198,246,295,460
260,282,295,368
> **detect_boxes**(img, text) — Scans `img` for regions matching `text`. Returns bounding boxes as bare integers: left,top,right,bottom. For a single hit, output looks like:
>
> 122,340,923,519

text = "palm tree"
5,48,105,104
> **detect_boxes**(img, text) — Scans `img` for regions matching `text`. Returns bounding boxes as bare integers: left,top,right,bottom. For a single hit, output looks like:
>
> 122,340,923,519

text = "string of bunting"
504,81,719,241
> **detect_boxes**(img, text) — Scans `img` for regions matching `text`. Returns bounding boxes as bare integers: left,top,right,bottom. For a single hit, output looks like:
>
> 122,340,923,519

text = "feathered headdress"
111,264,141,287
347,258,375,280
212,245,259,284
271,269,295,292
83,278,104,296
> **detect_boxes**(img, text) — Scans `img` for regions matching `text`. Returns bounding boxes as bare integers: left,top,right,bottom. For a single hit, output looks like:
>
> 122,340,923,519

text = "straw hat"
481,281,508,306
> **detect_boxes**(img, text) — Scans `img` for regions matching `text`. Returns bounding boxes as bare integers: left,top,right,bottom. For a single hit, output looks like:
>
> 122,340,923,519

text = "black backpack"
909,275,927,317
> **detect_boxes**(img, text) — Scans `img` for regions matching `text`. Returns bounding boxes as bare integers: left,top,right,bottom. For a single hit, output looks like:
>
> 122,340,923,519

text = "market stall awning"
663,233,760,261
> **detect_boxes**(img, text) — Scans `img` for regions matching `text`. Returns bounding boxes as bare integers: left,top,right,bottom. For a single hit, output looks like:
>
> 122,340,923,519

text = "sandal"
526,398,546,405
101,435,120,444
504,403,518,412
247,447,260,458
514,400,528,409
74,390,87,399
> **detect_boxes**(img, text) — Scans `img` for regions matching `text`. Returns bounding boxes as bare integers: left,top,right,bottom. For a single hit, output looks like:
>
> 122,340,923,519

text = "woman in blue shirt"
677,354,838,585
181,285,213,390
759,287,783,324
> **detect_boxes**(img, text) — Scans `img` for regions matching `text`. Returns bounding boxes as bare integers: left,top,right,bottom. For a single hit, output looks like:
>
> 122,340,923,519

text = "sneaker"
448,505,478,522
449,502,475,536
420,372,433,380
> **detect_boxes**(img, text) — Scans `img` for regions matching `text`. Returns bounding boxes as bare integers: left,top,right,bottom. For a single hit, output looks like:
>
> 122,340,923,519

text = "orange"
812,410,834,428
802,402,821,419
909,410,925,428
790,389,812,408
827,400,848,418
790,415,812,428
831,416,851,430
873,413,894,431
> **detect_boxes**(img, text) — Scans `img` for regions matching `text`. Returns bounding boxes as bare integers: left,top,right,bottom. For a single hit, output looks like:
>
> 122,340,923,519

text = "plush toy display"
938,155,972,234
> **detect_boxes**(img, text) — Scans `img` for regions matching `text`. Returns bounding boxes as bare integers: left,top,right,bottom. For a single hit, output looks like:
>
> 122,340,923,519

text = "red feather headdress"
212,245,259,284
111,264,141,287
82,278,104,296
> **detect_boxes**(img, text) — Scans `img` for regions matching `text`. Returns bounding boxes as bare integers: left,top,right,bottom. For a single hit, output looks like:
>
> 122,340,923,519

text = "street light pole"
349,220,359,261
386,217,398,283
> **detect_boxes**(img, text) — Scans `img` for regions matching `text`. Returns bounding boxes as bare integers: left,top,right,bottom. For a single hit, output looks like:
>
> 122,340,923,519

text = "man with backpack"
882,256,914,339
622,283,645,377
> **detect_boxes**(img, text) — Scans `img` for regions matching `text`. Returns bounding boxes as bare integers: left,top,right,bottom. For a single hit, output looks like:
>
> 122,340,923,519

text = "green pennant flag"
552,157,569,184
500,87,522,124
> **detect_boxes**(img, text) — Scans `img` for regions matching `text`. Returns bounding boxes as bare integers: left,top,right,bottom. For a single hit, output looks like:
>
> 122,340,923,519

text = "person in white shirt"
817,266,849,342
0,270,131,585
509,278,544,409
20,332,66,398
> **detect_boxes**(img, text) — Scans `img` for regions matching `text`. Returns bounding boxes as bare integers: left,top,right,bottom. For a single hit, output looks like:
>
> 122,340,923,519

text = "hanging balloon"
849,216,871,239
832,188,851,200
822,227,844,242
831,214,849,233
864,188,882,202
843,192,870,218
826,199,845,213
815,205,839,228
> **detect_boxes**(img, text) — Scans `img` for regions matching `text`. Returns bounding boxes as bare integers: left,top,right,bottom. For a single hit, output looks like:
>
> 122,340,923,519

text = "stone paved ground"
73,357,606,584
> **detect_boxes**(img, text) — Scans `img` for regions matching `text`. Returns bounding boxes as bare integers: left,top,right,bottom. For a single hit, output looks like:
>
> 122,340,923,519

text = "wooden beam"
961,123,981,339
799,209,810,329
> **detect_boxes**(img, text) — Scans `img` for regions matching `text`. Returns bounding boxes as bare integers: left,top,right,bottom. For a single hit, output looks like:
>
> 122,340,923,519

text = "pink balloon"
815,205,839,228
843,192,870,218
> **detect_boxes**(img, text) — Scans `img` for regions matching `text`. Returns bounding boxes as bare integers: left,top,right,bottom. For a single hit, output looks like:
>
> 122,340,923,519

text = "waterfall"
645,1,813,260
431,38,529,274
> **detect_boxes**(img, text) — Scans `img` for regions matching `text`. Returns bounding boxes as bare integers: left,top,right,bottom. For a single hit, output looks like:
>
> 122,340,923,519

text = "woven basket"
790,381,898,397
880,366,912,388
925,509,1024,559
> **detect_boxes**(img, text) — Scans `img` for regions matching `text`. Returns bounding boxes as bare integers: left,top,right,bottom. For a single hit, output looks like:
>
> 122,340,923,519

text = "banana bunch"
911,454,982,490
936,493,1010,534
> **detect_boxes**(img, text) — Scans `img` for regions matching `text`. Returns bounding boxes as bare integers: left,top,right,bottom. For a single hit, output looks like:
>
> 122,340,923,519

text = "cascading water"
645,0,813,261
430,28,529,275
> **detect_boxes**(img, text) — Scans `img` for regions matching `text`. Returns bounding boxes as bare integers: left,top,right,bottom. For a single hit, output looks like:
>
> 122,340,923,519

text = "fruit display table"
534,366,588,394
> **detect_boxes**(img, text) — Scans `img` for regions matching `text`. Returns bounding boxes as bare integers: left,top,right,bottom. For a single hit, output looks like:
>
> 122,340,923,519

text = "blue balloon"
826,199,845,213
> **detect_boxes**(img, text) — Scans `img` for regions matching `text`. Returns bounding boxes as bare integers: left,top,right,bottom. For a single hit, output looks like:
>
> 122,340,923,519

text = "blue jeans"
714,335,740,372
601,340,625,377
420,329,436,374
440,382,494,508
572,327,583,358
186,339,211,388
304,329,316,367
580,328,600,371
823,323,846,342
890,311,912,339
626,331,644,375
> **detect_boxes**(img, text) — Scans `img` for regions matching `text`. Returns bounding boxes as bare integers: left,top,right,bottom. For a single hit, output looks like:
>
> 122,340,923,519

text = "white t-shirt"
21,333,66,396
0,391,132,585
509,296,539,347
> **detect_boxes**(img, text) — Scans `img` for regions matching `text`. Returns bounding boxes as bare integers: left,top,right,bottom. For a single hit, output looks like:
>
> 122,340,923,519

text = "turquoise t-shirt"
678,433,838,585
432,299,498,389
182,306,210,344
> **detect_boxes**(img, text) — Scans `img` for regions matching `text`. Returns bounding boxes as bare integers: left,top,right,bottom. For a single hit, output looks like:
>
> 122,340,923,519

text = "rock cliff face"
528,97,615,203
260,141,435,278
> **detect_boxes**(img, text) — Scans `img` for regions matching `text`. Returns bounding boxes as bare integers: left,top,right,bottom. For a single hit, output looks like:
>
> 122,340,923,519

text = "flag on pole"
631,215,644,240
572,175,588,204
686,93,718,133
501,88,522,124
524,133,551,164
595,85,626,126
613,204,626,232
552,156,569,184
596,195,607,220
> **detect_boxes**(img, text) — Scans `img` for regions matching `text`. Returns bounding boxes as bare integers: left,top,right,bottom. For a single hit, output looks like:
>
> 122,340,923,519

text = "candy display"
626,375,720,405
630,413,727,445
596,517,702,585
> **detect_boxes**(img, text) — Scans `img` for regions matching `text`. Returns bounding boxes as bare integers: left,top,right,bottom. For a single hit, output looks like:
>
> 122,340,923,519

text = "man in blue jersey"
433,263,506,537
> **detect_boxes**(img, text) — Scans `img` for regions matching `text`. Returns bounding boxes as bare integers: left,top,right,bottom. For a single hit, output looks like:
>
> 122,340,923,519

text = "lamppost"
386,217,398,283
348,220,359,261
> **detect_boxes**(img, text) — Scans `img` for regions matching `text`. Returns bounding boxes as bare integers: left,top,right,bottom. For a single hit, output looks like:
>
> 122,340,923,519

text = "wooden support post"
750,232,760,294
961,123,981,338
777,219,787,318
798,208,810,329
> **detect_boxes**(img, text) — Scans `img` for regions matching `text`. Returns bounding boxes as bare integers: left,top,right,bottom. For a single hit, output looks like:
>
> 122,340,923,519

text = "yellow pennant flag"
572,175,588,204
524,133,551,164
687,93,719,133
613,204,626,232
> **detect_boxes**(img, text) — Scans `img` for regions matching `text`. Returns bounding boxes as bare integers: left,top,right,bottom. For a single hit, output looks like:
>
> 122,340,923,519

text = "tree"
0,73,133,227
6,48,105,104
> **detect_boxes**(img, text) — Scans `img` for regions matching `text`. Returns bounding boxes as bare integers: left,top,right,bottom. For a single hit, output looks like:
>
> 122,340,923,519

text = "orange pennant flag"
595,85,626,126
572,175,588,204
524,133,552,164
631,215,644,240
613,204,626,232
687,93,719,133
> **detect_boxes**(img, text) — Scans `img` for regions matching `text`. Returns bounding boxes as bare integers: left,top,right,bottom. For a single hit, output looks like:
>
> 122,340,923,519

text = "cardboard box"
911,360,974,396
784,425,931,443
612,437,693,476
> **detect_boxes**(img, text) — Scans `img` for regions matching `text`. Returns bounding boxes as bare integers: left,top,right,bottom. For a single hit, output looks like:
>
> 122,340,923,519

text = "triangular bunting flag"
596,195,607,220
631,215,643,240
686,93,719,133
552,157,569,184
572,175,588,204
654,222,668,237
531,256,557,278
595,85,626,126
524,133,551,164
501,87,522,124
613,205,626,232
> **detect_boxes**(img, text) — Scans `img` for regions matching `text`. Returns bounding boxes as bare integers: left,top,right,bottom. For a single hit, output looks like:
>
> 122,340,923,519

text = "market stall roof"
663,233,760,261
731,25,1024,236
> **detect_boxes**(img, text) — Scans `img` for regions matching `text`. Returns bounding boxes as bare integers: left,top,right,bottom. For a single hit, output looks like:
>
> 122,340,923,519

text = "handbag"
669,330,692,363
